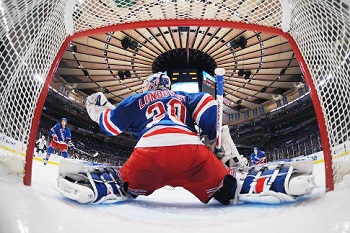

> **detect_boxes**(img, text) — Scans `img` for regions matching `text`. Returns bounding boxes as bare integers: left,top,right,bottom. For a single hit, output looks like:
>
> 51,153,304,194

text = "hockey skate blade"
57,178,94,204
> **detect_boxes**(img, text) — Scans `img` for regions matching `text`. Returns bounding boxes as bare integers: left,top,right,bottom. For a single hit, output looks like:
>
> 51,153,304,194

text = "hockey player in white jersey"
57,72,316,205
35,135,47,158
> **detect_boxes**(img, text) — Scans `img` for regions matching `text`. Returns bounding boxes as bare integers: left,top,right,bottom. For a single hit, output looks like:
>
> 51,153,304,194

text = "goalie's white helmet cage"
0,0,349,191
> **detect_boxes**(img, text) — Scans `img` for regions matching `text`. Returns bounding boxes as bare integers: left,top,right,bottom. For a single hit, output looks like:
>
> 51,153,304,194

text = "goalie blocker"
57,157,316,205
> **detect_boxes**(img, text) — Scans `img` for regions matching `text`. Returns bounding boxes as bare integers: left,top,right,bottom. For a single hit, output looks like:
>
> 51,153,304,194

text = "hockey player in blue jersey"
85,72,233,204
44,118,73,165
57,72,316,205
250,147,267,165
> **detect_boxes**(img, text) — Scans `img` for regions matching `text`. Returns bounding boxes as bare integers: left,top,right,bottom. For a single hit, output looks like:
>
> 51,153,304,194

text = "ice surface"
0,159,350,233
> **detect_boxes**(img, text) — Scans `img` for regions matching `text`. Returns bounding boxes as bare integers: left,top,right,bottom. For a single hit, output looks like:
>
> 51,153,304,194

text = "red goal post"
0,0,348,190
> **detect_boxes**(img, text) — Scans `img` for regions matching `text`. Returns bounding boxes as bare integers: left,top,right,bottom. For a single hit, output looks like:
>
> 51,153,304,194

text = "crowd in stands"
262,119,322,161
233,95,324,164
71,132,132,165
237,118,322,164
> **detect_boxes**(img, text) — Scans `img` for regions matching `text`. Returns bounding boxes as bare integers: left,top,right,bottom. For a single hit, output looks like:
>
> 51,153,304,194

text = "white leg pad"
57,159,127,204
233,158,316,204
239,191,295,204
287,174,316,196
57,178,95,204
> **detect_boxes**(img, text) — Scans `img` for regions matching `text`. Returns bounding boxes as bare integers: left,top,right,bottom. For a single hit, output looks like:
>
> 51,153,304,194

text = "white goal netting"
0,0,349,188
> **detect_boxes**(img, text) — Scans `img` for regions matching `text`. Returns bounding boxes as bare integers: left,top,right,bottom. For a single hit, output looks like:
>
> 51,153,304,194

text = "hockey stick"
74,147,99,157
215,68,225,152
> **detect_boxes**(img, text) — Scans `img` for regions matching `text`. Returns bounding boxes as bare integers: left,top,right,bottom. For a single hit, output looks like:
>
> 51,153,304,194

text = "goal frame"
24,19,334,191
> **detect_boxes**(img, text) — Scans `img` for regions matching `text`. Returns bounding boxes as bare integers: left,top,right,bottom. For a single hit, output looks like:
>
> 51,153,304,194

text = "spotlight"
71,44,77,53
124,70,131,78
237,36,247,49
82,69,89,76
129,40,138,50
121,37,131,50
121,37,139,50
118,71,125,80
230,36,247,49
230,39,239,49
244,70,251,80
178,26,190,32
238,69,245,76
280,68,286,75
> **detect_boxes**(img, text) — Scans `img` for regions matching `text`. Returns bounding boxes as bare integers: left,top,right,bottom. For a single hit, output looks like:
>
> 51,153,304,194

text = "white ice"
1,158,350,233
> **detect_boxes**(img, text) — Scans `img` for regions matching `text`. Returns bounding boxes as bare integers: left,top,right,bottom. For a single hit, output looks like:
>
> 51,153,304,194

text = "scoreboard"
202,70,216,98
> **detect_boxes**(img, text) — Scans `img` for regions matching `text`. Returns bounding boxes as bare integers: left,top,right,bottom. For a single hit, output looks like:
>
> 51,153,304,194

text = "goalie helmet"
142,72,171,92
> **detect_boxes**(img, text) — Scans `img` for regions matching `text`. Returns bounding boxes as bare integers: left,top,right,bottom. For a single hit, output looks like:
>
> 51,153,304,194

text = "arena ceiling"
55,26,305,121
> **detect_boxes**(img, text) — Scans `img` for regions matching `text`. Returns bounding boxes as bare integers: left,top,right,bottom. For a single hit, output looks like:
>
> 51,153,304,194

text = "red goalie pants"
119,144,229,203
49,140,68,152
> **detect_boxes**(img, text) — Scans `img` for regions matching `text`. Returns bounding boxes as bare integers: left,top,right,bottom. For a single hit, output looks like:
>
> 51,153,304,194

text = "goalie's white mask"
142,72,171,93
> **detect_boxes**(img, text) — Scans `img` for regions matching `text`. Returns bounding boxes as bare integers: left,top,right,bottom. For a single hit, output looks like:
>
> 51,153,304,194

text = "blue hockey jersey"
49,123,71,143
250,150,266,163
98,89,217,147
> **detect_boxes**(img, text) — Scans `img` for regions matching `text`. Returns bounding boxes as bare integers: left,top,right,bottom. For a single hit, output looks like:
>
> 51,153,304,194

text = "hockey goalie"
57,72,316,205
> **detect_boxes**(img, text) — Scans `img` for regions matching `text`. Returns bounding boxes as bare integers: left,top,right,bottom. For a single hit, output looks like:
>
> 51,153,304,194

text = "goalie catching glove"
207,125,244,168
86,92,115,123
57,159,132,204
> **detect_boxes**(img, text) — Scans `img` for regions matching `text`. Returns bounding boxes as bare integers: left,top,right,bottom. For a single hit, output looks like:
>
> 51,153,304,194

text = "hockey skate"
43,157,48,165
212,174,237,205
57,159,130,204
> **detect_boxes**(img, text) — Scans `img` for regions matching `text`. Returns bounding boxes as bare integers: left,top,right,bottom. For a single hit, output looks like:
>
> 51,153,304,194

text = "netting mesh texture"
0,0,68,144
71,0,282,33
289,0,350,148
0,0,349,181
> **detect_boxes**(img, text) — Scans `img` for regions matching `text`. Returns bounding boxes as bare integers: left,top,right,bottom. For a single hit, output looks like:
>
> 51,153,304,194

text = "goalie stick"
73,147,99,158
215,68,225,152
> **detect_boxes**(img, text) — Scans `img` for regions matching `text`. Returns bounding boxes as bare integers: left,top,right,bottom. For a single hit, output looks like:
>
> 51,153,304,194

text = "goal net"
0,0,349,189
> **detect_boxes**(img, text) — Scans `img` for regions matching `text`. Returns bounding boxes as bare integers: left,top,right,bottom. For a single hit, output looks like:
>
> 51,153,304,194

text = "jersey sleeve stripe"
100,109,122,136
192,94,211,118
192,95,216,125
